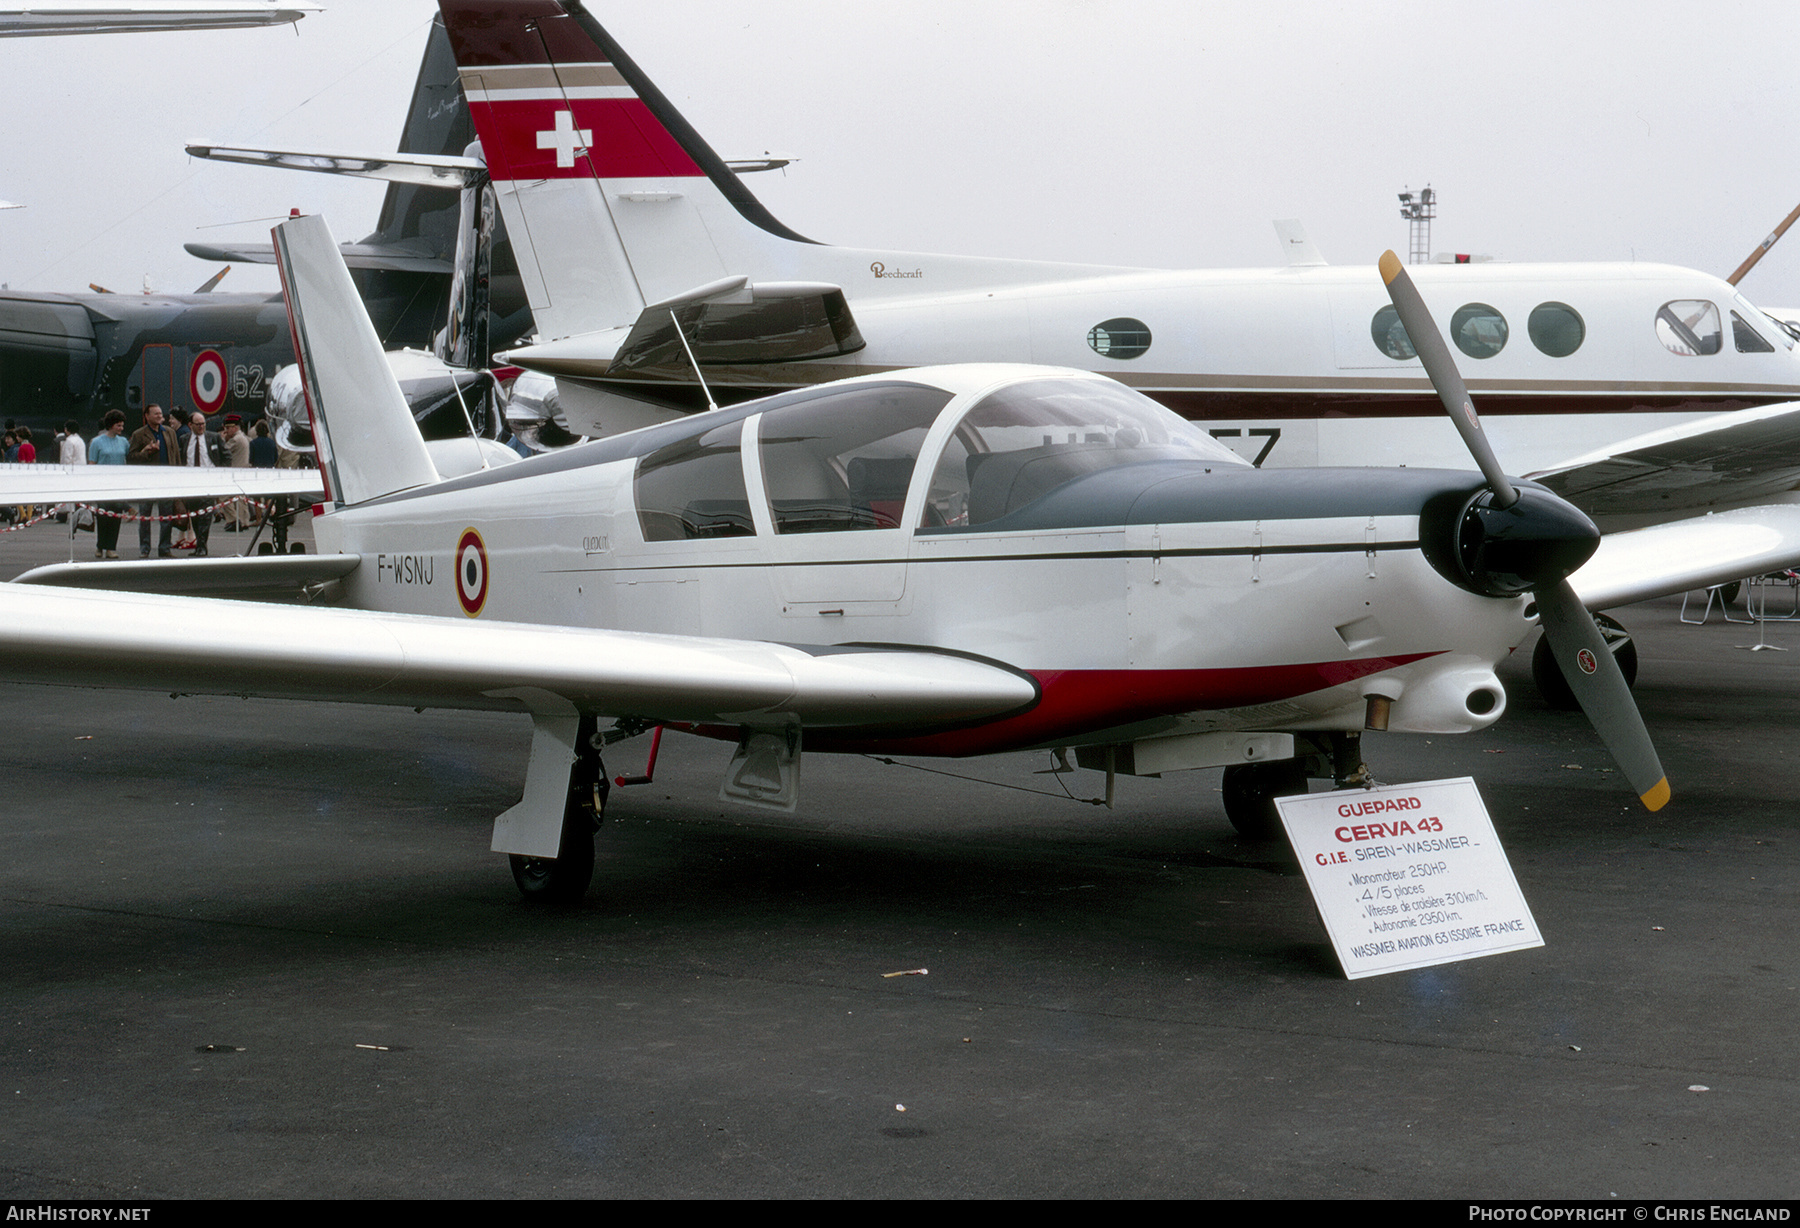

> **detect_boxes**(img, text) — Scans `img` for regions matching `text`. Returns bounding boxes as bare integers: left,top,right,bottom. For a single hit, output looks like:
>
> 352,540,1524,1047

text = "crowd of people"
5,404,306,557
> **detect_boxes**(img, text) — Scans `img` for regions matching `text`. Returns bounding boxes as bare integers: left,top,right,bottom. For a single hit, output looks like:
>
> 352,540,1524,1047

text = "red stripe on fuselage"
805,654,1439,758
472,96,701,182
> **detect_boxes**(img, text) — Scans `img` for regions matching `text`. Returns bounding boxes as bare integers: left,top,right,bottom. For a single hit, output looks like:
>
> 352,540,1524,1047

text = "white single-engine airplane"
2,213,1673,904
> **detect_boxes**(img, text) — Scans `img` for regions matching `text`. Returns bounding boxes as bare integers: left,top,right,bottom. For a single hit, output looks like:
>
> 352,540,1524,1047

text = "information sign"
1275,776,1543,979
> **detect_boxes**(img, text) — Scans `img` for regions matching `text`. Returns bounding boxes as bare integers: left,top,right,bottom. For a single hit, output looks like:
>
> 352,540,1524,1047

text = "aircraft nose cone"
1453,487,1600,597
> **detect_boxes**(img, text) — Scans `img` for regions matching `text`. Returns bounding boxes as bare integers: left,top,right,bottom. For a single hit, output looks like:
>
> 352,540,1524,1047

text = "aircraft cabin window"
1736,293,1795,350
758,384,953,533
1086,317,1153,360
1451,303,1507,359
1370,305,1416,360
1731,310,1776,353
1655,300,1722,356
923,377,1248,530
635,421,756,541
1527,302,1585,357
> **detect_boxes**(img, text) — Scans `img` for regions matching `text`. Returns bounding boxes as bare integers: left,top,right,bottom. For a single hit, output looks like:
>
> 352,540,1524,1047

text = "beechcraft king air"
436,0,1800,477
1,213,1679,905
423,0,1800,702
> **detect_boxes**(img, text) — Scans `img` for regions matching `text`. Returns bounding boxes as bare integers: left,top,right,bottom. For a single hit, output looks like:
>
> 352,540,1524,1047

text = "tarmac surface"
0,514,1796,1198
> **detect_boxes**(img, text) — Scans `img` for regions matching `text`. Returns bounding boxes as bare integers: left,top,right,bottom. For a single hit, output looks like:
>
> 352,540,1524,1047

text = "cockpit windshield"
921,376,1248,529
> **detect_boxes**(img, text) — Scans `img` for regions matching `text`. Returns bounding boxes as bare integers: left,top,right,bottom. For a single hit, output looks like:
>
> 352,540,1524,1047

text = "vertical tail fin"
438,0,818,340
274,214,441,506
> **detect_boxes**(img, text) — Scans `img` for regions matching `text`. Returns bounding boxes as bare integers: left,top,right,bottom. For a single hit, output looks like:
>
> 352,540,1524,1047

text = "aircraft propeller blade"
1534,579,1669,810
1378,249,1669,811
1378,250,1518,508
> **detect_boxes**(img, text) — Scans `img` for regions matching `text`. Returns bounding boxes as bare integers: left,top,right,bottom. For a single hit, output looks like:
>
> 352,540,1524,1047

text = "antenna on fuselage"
669,310,718,413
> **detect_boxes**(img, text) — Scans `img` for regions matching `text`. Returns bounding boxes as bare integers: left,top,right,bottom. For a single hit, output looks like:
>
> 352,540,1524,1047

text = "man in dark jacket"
126,404,182,558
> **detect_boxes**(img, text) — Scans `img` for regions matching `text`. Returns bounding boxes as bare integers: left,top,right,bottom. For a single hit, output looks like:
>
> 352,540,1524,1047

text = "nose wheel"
1221,758,1309,841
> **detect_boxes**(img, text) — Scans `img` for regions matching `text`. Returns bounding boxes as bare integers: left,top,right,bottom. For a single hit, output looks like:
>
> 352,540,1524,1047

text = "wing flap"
0,585,1037,730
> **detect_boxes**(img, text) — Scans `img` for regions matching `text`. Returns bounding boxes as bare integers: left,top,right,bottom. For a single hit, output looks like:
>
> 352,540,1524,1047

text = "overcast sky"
6,1,1800,305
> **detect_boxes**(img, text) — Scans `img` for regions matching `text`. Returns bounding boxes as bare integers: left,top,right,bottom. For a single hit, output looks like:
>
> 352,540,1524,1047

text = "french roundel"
456,527,489,617
189,350,227,413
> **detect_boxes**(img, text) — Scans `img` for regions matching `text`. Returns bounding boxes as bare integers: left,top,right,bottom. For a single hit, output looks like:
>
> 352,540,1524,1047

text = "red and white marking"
456,527,488,617
189,350,227,413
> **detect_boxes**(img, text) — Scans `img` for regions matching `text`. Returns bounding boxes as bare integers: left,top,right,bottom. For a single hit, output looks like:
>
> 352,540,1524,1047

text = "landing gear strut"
1221,732,1368,841
510,714,608,905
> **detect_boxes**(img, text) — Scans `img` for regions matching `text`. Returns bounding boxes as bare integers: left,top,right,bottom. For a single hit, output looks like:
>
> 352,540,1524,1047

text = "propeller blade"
1378,250,1518,508
1535,579,1670,811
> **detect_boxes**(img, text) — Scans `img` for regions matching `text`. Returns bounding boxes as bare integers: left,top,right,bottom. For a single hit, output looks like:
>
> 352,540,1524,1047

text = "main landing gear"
510,714,609,905
1221,732,1369,841
1531,612,1637,711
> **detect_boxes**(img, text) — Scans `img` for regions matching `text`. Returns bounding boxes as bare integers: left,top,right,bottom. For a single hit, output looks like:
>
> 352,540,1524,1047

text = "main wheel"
1221,759,1309,841
511,715,605,905
1531,612,1638,711
509,819,595,905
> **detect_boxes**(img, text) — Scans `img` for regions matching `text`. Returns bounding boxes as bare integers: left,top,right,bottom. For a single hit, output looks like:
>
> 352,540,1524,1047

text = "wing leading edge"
0,584,1039,731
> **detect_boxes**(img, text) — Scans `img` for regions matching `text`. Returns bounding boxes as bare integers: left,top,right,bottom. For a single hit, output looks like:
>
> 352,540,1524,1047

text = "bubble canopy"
921,376,1249,529
633,371,1250,541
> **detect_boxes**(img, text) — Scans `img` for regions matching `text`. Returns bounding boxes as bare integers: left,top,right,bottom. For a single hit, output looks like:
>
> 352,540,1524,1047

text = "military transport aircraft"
1,214,1676,905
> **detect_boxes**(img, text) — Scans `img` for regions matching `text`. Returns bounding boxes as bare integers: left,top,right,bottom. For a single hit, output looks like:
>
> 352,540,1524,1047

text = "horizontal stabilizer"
1570,504,1800,610
184,240,451,275
502,278,864,382
0,462,322,505
0,585,1038,729
14,553,358,599
186,143,486,189
0,4,319,37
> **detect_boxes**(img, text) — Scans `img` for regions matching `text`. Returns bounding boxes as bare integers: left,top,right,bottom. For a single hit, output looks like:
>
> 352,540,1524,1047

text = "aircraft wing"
1528,399,1800,519
13,554,359,599
186,144,487,190
0,584,1038,730
0,463,323,504
0,2,317,35
1569,505,1800,611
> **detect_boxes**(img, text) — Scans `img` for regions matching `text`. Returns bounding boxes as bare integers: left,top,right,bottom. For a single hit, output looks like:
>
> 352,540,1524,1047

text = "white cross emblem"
535,109,591,168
